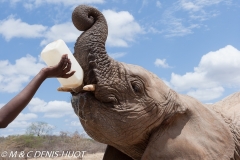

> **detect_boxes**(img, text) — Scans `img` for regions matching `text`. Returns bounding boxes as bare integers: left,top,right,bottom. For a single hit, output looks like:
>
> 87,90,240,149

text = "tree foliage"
26,121,54,136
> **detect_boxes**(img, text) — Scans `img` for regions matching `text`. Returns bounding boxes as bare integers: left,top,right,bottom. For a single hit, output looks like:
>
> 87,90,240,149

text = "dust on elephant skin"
70,5,240,160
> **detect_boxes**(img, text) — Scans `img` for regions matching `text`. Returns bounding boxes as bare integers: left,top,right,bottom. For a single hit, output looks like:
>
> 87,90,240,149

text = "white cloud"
40,22,81,46
187,87,224,102
42,10,143,47
32,0,104,6
109,52,127,59
103,10,143,47
70,121,81,127
160,0,231,37
156,1,162,8
15,113,38,121
0,16,80,45
28,97,75,118
148,27,163,34
4,0,21,7
0,16,47,41
178,0,223,21
23,3,34,10
0,17,80,45
179,0,201,11
0,55,45,93
162,10,201,37
197,46,240,83
155,58,171,68
7,121,31,129
139,0,149,13
170,45,240,101
6,113,37,129
171,71,215,91
3,0,104,8
0,9,142,48
179,0,229,12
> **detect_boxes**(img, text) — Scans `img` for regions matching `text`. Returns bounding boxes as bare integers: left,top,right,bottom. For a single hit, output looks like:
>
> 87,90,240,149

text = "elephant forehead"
123,63,170,102
123,63,154,82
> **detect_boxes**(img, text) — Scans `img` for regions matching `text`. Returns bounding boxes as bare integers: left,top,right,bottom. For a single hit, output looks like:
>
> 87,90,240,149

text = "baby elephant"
70,5,240,160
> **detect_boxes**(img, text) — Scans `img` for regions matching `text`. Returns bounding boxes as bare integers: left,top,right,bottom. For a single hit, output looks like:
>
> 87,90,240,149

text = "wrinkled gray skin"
71,5,240,160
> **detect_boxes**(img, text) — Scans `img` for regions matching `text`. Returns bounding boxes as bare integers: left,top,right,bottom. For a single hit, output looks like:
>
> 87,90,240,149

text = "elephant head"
70,5,236,160
71,5,187,159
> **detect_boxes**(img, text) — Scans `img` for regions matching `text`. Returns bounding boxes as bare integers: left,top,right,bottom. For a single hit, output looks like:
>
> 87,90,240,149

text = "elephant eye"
131,81,142,93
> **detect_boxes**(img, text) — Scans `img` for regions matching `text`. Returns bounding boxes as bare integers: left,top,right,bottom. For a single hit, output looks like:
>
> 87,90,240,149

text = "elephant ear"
162,89,187,120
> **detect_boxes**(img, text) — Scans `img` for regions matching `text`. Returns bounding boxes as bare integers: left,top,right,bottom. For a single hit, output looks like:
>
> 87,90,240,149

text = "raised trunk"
72,5,111,85
71,5,134,159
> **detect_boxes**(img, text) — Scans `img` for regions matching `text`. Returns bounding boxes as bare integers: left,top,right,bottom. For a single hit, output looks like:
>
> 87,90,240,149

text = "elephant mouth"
70,72,112,121
70,63,123,121
71,91,95,120
71,87,116,124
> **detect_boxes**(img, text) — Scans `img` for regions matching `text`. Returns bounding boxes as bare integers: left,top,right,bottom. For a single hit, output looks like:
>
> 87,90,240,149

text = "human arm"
0,54,75,128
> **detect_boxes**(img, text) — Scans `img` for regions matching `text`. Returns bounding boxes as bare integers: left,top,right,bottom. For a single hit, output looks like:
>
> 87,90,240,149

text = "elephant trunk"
72,5,110,85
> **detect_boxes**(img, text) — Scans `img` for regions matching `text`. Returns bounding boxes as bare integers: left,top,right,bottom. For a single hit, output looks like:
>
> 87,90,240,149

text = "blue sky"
0,0,240,136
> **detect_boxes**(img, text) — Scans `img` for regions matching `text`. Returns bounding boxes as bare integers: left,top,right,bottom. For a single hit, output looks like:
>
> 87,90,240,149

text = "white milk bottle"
41,39,83,89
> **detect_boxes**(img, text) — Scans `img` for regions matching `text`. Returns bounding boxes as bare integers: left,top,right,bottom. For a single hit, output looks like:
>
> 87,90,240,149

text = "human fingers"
59,54,68,69
63,59,71,74
61,71,75,78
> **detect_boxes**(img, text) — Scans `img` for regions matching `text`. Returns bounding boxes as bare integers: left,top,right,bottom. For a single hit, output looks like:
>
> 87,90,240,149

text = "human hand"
41,54,75,78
